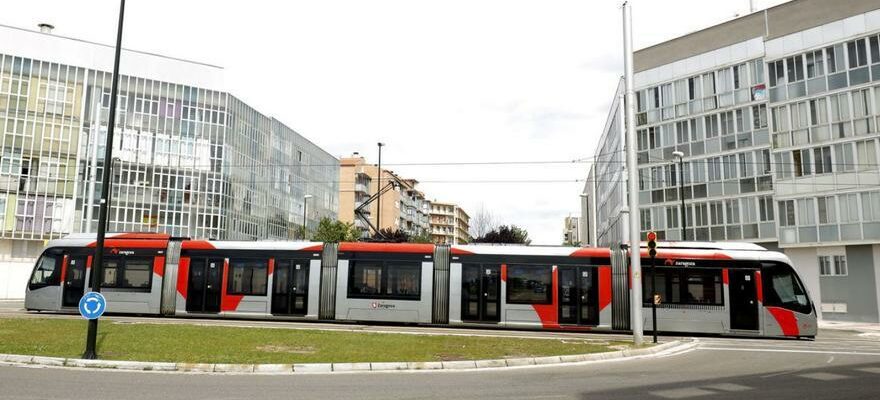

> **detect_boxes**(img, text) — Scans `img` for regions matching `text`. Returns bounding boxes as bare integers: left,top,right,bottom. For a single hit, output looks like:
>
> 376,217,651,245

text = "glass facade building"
0,24,338,298
584,0,880,322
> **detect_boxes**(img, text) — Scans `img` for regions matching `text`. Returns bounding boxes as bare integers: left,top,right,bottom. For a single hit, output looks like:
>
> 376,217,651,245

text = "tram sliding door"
558,266,599,326
186,258,223,313
461,264,501,323
272,259,310,315
62,256,87,308
729,269,759,331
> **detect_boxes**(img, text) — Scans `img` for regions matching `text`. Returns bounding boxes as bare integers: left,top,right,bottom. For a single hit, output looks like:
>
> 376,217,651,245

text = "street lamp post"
302,194,313,240
672,151,686,241
376,142,384,233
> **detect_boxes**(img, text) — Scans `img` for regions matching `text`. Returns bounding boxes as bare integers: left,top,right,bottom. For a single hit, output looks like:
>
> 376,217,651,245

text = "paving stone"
253,364,293,374
504,358,536,367
29,356,64,366
213,364,255,373
474,359,506,368
293,363,332,373
332,363,371,372
533,356,562,365
176,363,215,373
369,362,408,371
406,362,443,370
441,360,476,370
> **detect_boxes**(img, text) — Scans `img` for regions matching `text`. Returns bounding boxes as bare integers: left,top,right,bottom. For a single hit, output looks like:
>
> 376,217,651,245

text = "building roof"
634,0,880,72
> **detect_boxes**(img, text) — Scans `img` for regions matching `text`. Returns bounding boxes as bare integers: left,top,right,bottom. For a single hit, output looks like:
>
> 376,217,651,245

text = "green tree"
474,225,531,245
311,218,361,242
371,228,411,243
409,230,433,244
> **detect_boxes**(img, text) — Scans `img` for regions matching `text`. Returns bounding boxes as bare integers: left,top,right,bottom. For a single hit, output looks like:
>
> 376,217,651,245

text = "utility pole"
83,0,125,360
673,151,686,240
623,1,644,346
376,142,384,234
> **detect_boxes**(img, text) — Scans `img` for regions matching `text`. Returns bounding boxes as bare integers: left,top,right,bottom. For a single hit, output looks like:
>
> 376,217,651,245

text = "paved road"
1,329,879,399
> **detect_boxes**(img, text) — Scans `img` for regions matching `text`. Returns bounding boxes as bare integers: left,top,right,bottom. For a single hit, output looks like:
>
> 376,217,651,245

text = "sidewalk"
819,320,880,334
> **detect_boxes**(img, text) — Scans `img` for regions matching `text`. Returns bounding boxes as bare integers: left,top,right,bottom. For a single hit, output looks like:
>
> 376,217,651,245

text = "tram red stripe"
154,256,165,278
722,269,729,285
570,248,611,258
755,270,763,303
269,258,275,275
86,239,168,249
338,242,433,254
60,255,68,284
599,266,612,311
500,264,507,282
181,240,216,250
177,257,190,299
531,266,559,328
221,259,244,312
767,307,799,336
451,247,474,255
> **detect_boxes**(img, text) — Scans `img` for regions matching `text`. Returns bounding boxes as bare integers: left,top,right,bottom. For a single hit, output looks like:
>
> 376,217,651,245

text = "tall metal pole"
623,1,644,346
679,157,686,240
83,0,125,360
376,142,384,233
651,254,658,343
673,151,686,240
302,194,312,240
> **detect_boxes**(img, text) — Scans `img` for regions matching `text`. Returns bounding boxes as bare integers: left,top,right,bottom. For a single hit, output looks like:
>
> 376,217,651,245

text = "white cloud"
2,0,789,244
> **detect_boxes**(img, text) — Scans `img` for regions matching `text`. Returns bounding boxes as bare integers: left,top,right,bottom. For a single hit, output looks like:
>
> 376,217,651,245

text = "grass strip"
0,317,629,364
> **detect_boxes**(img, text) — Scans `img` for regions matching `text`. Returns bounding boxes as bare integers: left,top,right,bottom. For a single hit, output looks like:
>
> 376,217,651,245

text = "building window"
819,255,847,276
848,38,868,69
826,44,845,74
786,55,804,83
227,259,269,296
778,200,796,227
861,191,880,222
348,261,421,300
769,59,785,87
817,196,837,224
506,265,552,304
805,50,825,78
813,146,833,175
759,196,775,222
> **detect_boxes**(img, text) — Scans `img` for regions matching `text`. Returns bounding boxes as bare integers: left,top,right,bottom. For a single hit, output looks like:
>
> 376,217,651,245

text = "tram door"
558,266,599,326
62,256,87,308
729,269,759,331
461,264,501,323
272,260,310,315
186,258,223,313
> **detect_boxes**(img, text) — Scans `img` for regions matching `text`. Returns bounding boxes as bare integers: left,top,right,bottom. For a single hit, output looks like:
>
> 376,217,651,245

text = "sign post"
647,231,658,344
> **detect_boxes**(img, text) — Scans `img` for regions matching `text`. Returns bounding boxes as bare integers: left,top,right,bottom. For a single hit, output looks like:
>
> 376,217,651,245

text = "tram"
24,233,817,338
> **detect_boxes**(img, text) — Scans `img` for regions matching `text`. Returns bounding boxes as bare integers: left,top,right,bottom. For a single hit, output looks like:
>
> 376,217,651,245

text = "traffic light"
647,231,657,258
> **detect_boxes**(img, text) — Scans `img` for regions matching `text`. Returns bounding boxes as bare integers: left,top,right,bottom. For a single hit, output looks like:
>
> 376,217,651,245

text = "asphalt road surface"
2,301,880,399
1,329,878,399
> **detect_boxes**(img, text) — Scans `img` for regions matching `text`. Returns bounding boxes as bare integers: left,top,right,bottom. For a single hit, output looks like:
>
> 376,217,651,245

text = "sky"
3,0,789,244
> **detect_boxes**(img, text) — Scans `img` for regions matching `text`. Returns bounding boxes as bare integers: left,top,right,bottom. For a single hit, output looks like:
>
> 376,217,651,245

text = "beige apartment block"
339,154,431,237
430,201,470,244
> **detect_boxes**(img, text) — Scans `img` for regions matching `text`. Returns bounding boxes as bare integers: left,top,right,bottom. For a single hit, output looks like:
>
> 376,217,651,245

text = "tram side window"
507,265,552,304
643,268,723,306
348,261,421,300
29,251,62,288
101,257,153,291
228,259,268,296
762,263,812,315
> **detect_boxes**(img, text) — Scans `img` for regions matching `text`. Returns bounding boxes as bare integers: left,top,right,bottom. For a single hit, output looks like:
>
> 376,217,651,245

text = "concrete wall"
783,247,822,321
820,246,880,323
0,260,34,299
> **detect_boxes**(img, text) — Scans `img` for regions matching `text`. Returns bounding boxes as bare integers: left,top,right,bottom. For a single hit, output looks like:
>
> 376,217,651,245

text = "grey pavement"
0,329,878,399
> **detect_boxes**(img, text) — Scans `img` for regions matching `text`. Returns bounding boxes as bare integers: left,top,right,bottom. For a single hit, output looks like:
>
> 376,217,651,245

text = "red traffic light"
647,231,657,242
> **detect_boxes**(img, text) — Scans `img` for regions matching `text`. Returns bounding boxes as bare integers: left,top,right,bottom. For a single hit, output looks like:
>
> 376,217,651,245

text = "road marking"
703,383,751,392
798,372,850,381
698,347,880,356
651,387,715,398
856,367,880,374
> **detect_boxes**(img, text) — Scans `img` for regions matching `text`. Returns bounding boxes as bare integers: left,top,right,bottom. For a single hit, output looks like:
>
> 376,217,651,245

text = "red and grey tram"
24,233,817,338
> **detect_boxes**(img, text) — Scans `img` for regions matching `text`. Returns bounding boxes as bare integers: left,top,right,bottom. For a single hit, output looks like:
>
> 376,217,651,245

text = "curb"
0,340,693,375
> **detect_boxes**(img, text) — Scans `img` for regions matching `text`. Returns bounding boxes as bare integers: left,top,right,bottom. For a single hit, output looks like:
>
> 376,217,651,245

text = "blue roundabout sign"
78,292,107,320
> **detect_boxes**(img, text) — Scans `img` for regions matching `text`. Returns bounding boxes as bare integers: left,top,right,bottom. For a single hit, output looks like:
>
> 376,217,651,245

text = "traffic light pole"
83,0,125,360
650,252,658,344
